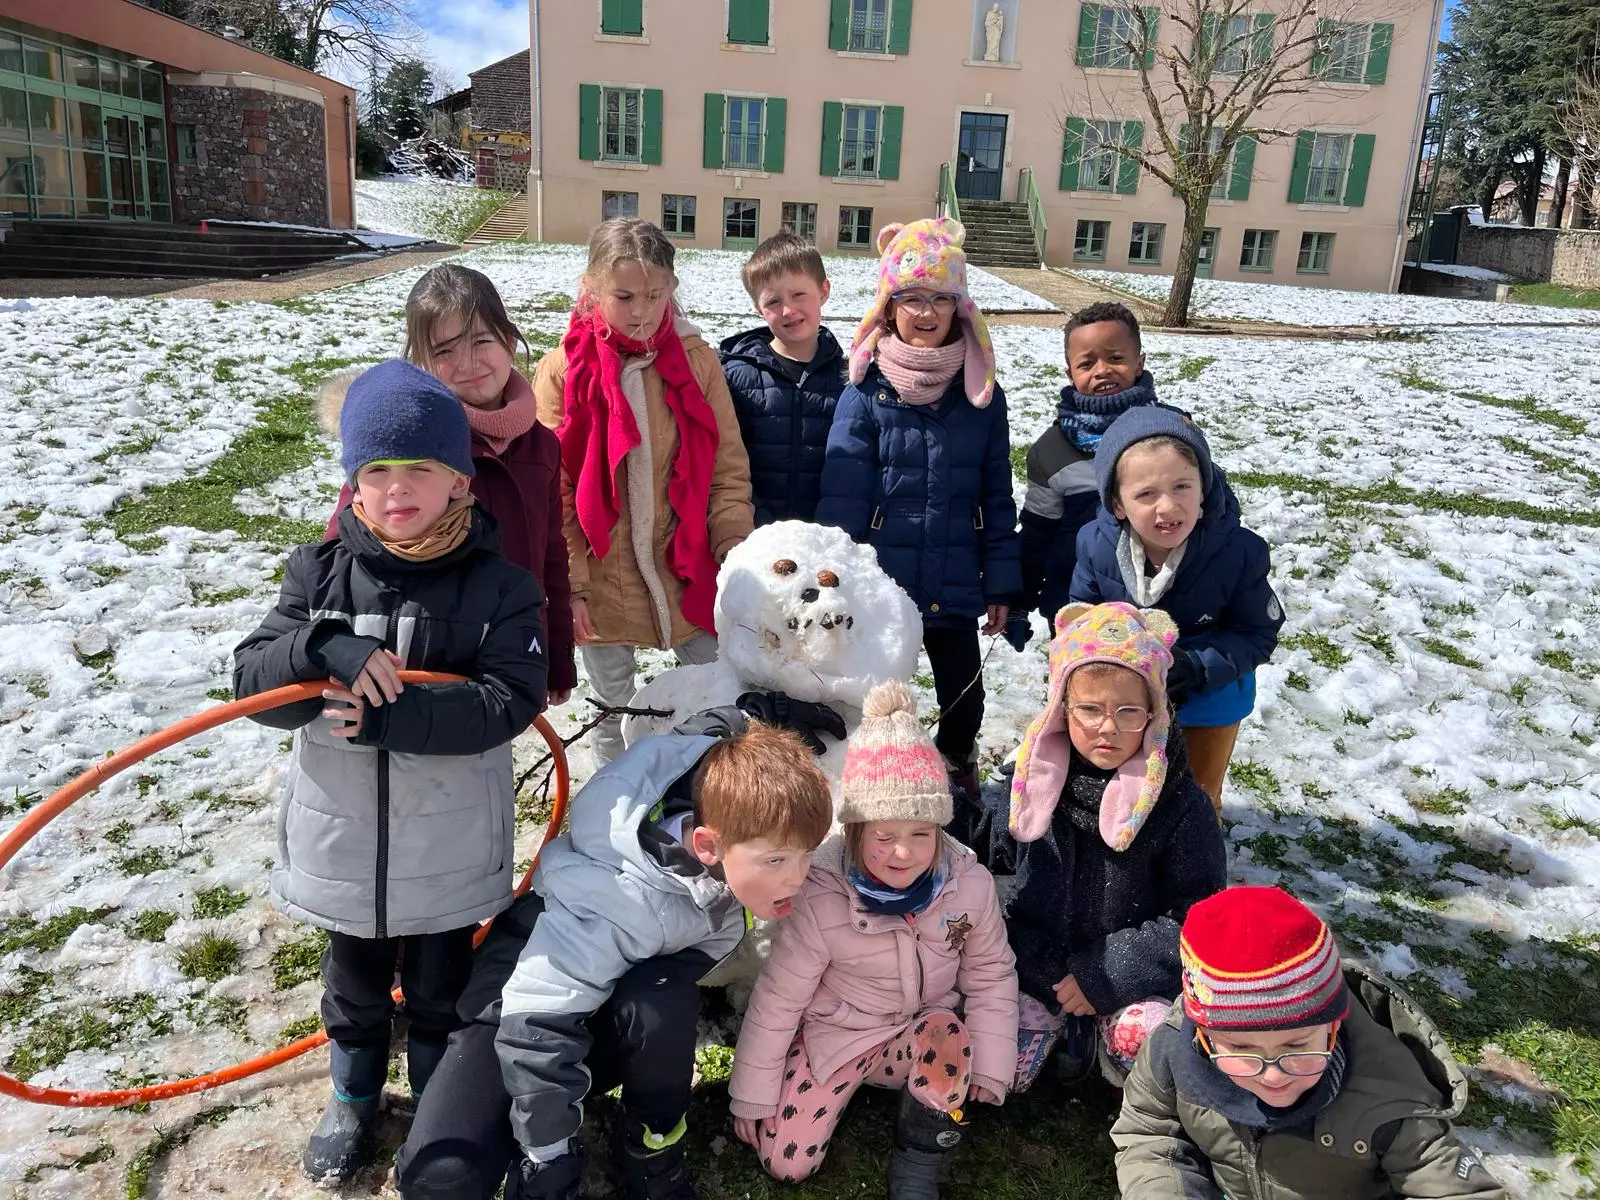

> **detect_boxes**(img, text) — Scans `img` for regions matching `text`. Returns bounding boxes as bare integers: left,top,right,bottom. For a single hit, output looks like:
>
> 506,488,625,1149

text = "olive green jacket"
1113,965,1505,1200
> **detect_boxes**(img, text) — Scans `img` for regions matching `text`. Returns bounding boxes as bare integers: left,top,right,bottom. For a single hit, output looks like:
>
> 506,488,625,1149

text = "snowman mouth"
786,612,854,633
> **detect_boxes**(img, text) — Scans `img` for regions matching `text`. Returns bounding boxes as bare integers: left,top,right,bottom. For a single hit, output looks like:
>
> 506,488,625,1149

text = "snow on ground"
1,244,1597,1197
1077,267,1600,327
353,177,511,243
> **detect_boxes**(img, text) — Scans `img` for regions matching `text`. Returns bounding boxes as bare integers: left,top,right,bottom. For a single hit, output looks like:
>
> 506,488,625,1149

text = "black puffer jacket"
719,326,847,526
954,731,1225,1015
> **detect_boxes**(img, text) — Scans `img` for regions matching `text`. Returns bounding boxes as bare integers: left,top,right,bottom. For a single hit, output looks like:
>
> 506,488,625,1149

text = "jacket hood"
317,368,366,438
719,325,845,372
1088,463,1242,572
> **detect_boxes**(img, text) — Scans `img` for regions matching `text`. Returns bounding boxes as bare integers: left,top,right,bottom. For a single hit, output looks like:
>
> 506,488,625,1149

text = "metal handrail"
937,161,961,225
1019,165,1048,262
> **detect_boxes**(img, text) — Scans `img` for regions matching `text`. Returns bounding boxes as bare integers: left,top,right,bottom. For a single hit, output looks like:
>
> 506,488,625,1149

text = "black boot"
406,1031,450,1100
303,1042,387,1182
886,1090,966,1200
506,1147,586,1200
618,1116,697,1200
1051,1014,1099,1087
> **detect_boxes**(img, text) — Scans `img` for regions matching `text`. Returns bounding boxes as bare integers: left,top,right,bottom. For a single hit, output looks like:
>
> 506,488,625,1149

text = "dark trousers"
395,941,710,1199
321,926,478,1052
925,624,984,764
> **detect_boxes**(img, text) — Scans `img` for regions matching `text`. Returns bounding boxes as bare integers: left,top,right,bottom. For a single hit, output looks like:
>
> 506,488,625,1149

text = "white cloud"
415,0,529,95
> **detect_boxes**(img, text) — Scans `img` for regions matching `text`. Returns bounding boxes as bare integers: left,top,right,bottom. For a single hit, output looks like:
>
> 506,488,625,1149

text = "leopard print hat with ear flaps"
1008,602,1178,850
848,217,997,408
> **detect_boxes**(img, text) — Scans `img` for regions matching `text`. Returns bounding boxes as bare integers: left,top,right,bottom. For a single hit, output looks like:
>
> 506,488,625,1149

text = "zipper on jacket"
787,373,803,518
1243,1130,1265,1200
375,750,390,939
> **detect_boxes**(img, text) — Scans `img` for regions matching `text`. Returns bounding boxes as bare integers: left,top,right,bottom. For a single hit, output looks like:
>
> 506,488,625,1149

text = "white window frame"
724,95,765,171
1297,230,1335,273
781,200,818,242
1073,218,1109,261
1092,6,1139,69
1240,228,1276,271
847,0,891,53
1215,13,1256,74
1321,22,1371,84
1306,132,1352,205
1128,220,1164,264
1079,119,1126,193
838,204,874,249
600,85,643,162
841,103,883,178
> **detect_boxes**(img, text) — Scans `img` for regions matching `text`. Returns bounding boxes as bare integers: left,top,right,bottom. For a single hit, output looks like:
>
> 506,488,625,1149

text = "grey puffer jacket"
496,714,751,1151
233,505,548,940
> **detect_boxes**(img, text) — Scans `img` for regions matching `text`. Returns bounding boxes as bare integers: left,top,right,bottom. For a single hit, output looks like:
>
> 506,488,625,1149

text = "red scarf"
557,305,721,634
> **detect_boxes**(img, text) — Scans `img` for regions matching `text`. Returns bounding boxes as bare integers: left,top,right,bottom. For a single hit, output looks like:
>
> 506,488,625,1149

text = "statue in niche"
984,3,1005,61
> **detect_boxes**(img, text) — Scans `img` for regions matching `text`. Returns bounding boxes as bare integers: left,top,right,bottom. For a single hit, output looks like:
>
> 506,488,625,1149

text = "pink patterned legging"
753,1008,972,1182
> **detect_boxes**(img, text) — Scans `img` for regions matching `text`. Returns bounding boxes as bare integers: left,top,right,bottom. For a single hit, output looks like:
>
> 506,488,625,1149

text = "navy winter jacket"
719,327,847,526
816,364,1022,628
1070,466,1283,727
1018,426,1100,626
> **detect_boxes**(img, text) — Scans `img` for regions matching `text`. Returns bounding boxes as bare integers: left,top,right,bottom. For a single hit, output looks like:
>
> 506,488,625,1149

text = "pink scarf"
463,369,541,455
875,335,967,405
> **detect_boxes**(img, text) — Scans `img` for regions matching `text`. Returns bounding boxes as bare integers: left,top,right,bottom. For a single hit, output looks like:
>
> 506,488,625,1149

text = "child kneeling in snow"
954,602,1225,1091
1114,885,1506,1200
232,361,549,1183
729,682,1018,1200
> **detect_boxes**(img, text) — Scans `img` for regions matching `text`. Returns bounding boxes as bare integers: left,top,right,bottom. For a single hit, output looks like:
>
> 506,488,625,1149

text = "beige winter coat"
533,325,753,649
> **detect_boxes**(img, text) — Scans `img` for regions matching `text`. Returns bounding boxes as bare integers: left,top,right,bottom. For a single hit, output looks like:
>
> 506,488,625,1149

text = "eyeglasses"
1196,1025,1339,1078
1066,703,1151,734
890,291,960,313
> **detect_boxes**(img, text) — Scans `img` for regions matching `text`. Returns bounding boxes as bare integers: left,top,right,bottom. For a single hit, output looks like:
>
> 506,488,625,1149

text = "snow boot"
506,1146,586,1200
618,1116,697,1200
406,1031,450,1100
303,1042,387,1182
943,756,979,803
1051,1014,1099,1088
886,1090,966,1200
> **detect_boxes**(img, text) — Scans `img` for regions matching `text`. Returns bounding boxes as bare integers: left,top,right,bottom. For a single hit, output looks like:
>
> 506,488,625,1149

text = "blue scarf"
1056,371,1160,452
847,863,944,916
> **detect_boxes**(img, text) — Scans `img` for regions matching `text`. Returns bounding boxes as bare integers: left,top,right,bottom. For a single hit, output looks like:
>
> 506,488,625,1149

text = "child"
324,264,576,703
817,218,1021,797
956,601,1224,1091
729,681,1018,1199
1114,886,1507,1200
1019,302,1159,626
536,217,754,763
1070,405,1284,808
233,360,549,1183
394,699,839,1200
720,231,847,526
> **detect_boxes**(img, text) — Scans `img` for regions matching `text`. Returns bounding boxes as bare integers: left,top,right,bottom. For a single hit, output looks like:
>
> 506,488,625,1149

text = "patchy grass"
191,885,250,920
126,909,178,942
1415,787,1471,816
1421,637,1483,670
124,1104,243,1199
1508,281,1600,310
1457,390,1589,436
176,933,243,982
1234,468,1600,530
1280,630,1350,670
1228,760,1283,801
270,928,329,990
1173,355,1217,382
0,905,116,955
276,1013,324,1046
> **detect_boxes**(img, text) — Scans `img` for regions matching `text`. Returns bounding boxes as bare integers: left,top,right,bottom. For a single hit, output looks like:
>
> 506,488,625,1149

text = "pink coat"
729,836,1019,1119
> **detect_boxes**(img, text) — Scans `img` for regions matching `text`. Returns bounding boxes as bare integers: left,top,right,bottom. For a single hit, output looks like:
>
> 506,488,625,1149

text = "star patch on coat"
944,914,973,952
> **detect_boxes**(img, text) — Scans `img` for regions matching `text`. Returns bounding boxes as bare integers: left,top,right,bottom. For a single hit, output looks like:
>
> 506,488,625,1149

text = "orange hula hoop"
0,672,569,1108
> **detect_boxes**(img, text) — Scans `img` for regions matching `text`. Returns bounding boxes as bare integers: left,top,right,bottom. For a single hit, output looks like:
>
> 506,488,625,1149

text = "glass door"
956,111,1006,201
1196,227,1219,278
104,113,134,218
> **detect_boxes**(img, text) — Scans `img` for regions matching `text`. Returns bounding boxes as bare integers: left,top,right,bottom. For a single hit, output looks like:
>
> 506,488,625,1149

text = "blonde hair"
1064,661,1157,710
693,722,832,851
403,263,529,369
742,231,827,302
843,821,948,874
580,218,679,307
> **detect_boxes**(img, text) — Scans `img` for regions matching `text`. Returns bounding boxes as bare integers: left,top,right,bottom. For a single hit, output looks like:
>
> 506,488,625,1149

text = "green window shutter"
1228,134,1255,200
624,0,644,34
1076,4,1100,67
1312,19,1333,77
1251,14,1275,68
1173,124,1190,196
1198,13,1219,63
1343,133,1374,206
600,0,621,34
1141,7,1159,69
1060,117,1084,190
1116,120,1144,194
763,97,787,173
578,84,601,161
601,0,642,35
1364,23,1392,84
642,88,663,165
820,100,843,175
828,0,851,50
703,93,725,169
1287,129,1314,202
888,0,912,54
748,0,771,45
879,106,904,179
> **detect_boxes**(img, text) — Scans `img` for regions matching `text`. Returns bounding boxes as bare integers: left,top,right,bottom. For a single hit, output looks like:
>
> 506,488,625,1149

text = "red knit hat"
1179,886,1349,1030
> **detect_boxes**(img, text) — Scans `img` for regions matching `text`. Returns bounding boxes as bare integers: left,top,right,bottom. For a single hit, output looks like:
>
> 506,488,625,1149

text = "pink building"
527,0,1443,292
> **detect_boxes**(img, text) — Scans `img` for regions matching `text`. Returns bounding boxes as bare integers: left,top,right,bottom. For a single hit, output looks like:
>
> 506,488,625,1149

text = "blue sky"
413,0,529,93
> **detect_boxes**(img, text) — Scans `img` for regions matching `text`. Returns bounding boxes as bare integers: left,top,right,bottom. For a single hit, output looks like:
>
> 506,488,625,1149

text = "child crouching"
730,682,1018,1199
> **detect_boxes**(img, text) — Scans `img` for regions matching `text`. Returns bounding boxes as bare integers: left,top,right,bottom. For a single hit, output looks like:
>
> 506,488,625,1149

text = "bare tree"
1071,0,1392,326
176,0,417,72
1558,56,1600,228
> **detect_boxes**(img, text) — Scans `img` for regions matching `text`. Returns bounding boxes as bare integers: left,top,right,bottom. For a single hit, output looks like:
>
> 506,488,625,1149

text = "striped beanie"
838,681,953,826
1179,886,1350,1031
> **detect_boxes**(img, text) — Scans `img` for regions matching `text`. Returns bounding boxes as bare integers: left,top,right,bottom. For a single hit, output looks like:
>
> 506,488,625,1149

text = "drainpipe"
343,94,356,229
532,0,545,241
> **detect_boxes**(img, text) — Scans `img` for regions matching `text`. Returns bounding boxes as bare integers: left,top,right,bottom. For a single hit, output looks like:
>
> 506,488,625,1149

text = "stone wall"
469,51,531,135
168,81,328,226
1453,207,1600,288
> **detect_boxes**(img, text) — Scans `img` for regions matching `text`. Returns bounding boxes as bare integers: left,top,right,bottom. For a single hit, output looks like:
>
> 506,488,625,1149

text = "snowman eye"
773,559,798,575
817,570,839,588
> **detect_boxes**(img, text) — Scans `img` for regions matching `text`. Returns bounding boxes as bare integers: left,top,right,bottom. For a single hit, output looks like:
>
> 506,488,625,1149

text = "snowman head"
714,521,923,708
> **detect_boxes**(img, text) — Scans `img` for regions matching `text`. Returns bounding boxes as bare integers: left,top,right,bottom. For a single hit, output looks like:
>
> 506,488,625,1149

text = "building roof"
467,48,529,84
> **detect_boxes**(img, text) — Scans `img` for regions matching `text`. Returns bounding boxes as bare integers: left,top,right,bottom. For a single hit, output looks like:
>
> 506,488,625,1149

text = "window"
1093,7,1137,67
1321,22,1370,83
66,49,97,90
781,201,817,242
175,124,198,166
725,97,764,170
1204,127,1233,199
1076,4,1157,70
841,104,881,177
848,0,890,53
602,190,639,219
602,86,643,161
724,197,760,247
600,0,645,37
662,193,696,236
0,86,25,136
1297,231,1334,274
1079,120,1126,193
1128,221,1164,264
0,29,20,74
28,93,64,142
728,0,770,45
1305,133,1350,204
22,38,61,81
1240,228,1276,271
1073,219,1109,262
839,205,873,249
1216,14,1250,73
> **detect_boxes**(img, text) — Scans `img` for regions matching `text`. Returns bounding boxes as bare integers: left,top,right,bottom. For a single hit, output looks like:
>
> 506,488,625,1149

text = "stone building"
438,50,533,192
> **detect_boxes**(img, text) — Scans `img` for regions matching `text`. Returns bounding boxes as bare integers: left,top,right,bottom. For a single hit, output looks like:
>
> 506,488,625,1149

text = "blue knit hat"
1094,403,1213,509
339,359,474,482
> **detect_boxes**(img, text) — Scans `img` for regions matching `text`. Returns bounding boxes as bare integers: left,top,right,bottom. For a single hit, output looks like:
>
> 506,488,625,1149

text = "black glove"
507,1147,586,1200
1165,648,1204,705
735,691,848,755
1002,613,1034,653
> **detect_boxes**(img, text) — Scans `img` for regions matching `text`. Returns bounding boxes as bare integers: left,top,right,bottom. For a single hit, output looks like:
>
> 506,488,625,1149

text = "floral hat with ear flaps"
849,218,997,409
1009,602,1178,850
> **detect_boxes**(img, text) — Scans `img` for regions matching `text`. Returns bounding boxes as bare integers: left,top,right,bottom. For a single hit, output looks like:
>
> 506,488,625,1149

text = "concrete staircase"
465,192,529,245
0,220,364,278
957,199,1042,269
